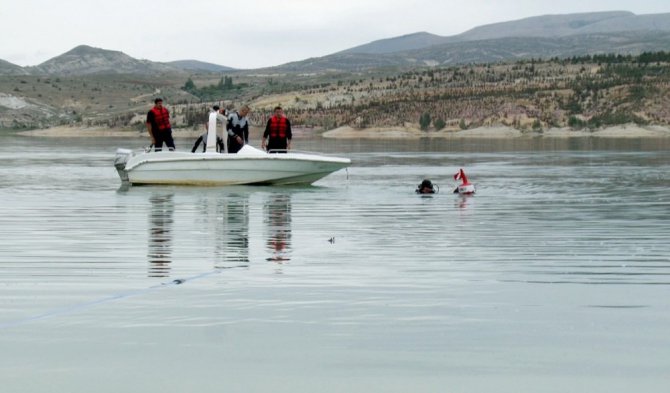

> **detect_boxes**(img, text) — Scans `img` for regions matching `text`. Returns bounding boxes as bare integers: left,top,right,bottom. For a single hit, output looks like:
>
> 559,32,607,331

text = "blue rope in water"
0,265,246,330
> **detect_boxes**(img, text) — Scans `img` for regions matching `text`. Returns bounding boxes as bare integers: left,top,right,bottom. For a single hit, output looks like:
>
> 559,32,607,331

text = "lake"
1,134,669,392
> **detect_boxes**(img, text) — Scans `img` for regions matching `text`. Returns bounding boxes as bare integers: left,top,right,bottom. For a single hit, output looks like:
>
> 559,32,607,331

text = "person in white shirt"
191,106,226,152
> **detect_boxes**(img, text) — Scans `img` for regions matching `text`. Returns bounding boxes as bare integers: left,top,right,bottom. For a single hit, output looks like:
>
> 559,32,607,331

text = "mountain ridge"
0,59,28,76
165,60,236,73
1,11,670,76
25,45,183,76
335,11,670,56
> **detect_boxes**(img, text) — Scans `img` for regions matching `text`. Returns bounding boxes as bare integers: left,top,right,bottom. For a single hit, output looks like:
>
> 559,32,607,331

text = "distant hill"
340,32,451,55
455,11,636,41
455,11,670,40
404,31,670,64
0,59,29,76
271,11,670,72
2,10,669,132
335,11,670,56
574,12,670,34
271,31,670,72
0,46,236,76
166,60,236,73
25,45,184,76
1,11,670,77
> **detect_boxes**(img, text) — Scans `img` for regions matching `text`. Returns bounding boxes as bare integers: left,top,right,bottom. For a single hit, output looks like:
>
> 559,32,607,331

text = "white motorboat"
114,112,351,186
114,145,351,186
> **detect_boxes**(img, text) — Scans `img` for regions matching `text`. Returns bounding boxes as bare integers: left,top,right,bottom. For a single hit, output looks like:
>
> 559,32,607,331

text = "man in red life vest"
261,106,292,153
146,98,175,152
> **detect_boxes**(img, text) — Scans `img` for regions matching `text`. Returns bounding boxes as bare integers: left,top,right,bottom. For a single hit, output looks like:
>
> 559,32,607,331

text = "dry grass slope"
2,54,670,138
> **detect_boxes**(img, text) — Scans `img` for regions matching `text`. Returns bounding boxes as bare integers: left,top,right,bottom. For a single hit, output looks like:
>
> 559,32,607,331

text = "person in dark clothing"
191,131,225,153
416,179,436,194
146,98,175,152
226,105,251,153
262,106,292,153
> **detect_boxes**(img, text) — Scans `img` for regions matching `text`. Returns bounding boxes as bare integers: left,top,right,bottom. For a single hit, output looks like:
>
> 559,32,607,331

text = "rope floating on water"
0,265,247,330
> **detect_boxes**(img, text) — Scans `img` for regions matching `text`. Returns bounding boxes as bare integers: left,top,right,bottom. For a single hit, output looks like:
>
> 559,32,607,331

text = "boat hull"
116,147,350,186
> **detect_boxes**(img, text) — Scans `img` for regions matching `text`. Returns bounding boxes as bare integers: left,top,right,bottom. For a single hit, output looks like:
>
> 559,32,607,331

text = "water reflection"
455,194,473,210
197,191,250,267
147,193,174,277
264,193,292,263
219,193,249,266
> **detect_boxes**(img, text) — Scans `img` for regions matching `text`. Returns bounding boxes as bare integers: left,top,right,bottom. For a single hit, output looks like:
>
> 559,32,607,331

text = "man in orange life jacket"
146,98,175,152
261,106,292,153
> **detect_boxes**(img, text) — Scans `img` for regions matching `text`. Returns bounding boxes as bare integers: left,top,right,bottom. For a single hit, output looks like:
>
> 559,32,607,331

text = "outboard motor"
114,148,133,182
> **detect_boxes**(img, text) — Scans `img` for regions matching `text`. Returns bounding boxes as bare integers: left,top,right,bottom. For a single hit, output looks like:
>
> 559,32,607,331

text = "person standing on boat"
192,106,226,152
191,131,225,153
146,98,175,152
262,106,292,153
226,105,251,153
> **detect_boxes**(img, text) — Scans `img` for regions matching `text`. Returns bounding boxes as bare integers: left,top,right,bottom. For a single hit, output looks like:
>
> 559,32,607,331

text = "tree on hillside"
183,78,196,92
434,118,446,130
218,76,233,90
419,112,431,131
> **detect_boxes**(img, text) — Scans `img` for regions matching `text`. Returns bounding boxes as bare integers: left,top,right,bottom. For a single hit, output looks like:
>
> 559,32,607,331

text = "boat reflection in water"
218,193,249,266
147,193,174,277
264,193,292,263
196,191,250,268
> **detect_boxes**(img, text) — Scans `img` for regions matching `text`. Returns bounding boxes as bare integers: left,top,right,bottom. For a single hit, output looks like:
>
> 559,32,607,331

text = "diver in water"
416,179,436,194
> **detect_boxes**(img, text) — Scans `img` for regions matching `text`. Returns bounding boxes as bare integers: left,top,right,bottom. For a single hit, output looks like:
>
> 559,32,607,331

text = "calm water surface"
1,134,669,392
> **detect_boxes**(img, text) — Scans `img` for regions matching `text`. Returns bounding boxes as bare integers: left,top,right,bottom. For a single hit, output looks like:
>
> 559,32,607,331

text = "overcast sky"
1,0,668,69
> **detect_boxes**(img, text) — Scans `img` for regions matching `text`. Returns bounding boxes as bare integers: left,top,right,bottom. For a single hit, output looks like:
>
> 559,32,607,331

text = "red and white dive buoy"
454,168,475,195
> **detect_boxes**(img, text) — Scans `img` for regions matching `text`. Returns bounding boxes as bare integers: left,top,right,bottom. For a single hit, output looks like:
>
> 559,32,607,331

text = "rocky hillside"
455,11,652,40
339,32,451,55
275,12,670,72
1,11,670,133
25,45,183,76
165,60,236,73
257,53,670,133
2,52,669,133
2,11,670,76
341,11,670,54
268,31,670,72
0,59,29,76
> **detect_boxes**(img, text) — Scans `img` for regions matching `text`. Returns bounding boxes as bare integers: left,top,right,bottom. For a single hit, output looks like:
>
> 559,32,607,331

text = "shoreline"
12,123,670,139
322,124,670,139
